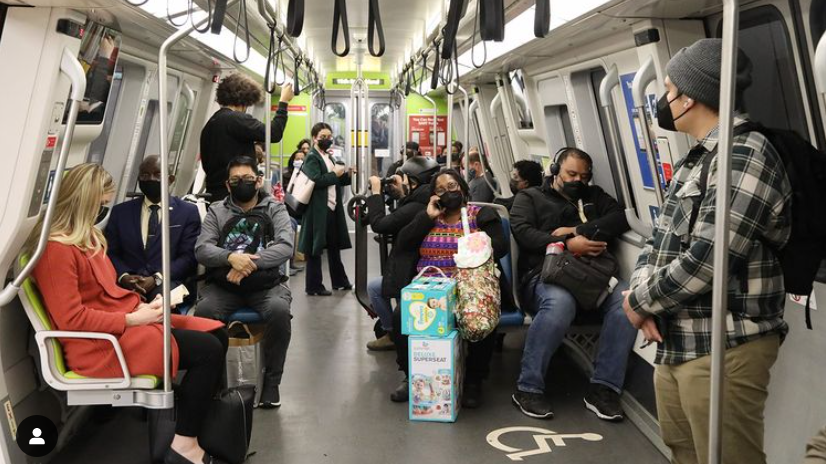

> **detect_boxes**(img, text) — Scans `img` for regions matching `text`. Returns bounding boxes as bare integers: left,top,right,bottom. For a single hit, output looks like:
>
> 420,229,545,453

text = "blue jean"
368,276,393,331
517,278,636,394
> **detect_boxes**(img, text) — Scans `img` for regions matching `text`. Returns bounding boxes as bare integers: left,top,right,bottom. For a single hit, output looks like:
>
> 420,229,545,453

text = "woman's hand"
126,296,164,327
427,195,443,220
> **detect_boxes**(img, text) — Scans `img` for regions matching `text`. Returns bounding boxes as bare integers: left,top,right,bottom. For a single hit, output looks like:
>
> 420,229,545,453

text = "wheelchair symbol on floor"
486,426,603,461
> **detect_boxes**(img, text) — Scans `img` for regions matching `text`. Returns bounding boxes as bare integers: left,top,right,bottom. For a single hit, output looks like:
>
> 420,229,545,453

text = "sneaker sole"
583,398,623,422
259,401,281,409
511,394,554,419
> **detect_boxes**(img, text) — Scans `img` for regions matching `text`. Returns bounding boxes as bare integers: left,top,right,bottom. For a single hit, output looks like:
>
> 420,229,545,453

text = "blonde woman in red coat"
25,164,228,464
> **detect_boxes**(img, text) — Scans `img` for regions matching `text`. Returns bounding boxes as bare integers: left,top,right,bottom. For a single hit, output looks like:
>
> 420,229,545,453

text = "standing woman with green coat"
299,122,353,296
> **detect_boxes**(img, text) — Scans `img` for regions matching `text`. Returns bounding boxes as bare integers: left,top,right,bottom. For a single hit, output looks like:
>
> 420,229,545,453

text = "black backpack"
207,210,285,292
691,122,826,328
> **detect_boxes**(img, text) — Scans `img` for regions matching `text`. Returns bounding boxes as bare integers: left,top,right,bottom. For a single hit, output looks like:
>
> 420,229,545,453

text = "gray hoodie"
195,193,293,270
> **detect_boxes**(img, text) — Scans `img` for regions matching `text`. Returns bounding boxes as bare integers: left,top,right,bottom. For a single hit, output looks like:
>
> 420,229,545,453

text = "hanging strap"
232,0,250,63
441,0,466,59
210,0,229,34
264,26,278,93
332,0,350,57
367,0,386,57
430,42,441,90
479,0,505,41
293,54,303,95
286,0,304,37
461,207,471,236
534,0,550,38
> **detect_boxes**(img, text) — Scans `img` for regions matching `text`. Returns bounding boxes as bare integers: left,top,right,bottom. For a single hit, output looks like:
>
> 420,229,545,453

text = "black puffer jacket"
510,185,629,285
366,183,432,236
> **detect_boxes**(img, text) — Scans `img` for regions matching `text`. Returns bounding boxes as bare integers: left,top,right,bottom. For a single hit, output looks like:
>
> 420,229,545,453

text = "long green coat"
298,148,353,256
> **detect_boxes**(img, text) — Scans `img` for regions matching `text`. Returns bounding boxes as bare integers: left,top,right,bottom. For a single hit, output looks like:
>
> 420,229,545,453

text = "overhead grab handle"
332,0,350,57
534,0,550,38
287,0,304,37
367,0,385,57
210,0,229,34
0,48,87,307
441,0,467,59
479,0,505,42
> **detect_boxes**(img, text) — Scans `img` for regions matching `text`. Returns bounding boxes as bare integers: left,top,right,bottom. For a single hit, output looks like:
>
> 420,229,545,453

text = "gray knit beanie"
665,38,753,110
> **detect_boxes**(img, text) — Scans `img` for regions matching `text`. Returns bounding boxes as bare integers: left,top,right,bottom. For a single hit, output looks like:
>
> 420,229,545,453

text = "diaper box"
401,276,457,337
408,331,462,422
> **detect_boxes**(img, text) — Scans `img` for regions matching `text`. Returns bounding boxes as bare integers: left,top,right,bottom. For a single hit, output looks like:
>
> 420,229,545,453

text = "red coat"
32,241,223,379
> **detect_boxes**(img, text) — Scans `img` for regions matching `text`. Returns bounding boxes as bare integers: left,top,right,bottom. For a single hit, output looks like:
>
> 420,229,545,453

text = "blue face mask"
469,168,478,179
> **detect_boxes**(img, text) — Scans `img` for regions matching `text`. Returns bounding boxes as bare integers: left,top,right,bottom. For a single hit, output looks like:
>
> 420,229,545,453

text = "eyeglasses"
434,182,460,196
228,176,258,186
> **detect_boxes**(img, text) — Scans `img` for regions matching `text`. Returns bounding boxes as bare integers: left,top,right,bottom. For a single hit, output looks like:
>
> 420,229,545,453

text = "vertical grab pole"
422,94,437,156
632,56,665,206
158,6,234,393
446,91,454,164
467,97,478,184
265,90,272,184
709,2,739,463
362,80,371,190
458,84,470,168
349,79,359,195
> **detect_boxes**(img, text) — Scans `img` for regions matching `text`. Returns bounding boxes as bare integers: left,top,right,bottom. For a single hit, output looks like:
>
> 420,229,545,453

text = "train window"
509,70,534,129
87,64,125,163
68,22,122,125
715,5,808,139
812,0,826,48
543,104,575,151
169,89,196,177
371,103,390,175
323,103,347,153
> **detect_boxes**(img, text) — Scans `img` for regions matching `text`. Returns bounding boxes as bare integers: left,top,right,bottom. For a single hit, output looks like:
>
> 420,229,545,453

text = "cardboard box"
401,276,457,337
409,331,462,422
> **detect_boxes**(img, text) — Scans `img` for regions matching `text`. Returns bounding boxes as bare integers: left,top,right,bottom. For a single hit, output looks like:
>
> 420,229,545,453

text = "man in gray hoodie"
195,156,293,409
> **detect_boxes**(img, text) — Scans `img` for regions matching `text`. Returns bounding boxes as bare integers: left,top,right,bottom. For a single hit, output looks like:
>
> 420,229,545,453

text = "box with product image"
400,276,457,337
408,331,463,422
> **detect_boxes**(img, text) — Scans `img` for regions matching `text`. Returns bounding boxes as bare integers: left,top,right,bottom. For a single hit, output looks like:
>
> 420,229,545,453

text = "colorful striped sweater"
416,205,481,278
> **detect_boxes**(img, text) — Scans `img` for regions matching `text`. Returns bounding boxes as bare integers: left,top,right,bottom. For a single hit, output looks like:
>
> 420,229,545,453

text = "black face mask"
439,191,464,211
509,179,521,194
95,205,109,224
230,180,259,203
317,138,333,151
656,92,689,132
139,180,161,203
561,181,588,200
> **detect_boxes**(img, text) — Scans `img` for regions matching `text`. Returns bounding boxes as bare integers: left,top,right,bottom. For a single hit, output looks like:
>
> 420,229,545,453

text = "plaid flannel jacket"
629,117,792,365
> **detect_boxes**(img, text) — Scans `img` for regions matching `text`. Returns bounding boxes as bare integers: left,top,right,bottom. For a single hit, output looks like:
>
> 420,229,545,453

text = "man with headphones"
510,147,636,421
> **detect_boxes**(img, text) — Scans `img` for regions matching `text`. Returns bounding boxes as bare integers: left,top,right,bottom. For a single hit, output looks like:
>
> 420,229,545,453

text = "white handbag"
285,165,314,215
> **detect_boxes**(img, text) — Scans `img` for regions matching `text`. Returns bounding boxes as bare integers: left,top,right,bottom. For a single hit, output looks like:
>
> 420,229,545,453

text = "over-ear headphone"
549,147,574,177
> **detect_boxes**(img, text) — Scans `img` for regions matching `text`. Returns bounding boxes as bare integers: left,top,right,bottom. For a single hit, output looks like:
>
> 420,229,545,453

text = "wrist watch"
153,273,163,287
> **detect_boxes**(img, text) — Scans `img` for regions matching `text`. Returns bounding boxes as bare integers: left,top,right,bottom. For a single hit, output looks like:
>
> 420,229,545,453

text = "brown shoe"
366,333,395,351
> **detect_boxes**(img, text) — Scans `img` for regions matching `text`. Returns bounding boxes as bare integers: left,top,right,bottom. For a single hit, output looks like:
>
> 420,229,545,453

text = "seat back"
18,255,70,377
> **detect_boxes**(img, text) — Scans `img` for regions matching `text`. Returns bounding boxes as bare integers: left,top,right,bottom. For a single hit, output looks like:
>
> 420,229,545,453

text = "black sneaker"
259,376,281,409
583,384,624,421
512,390,554,419
462,382,483,409
390,379,409,403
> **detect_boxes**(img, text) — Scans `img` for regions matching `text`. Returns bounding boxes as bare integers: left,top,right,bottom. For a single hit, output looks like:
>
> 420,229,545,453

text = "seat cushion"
64,371,160,389
227,308,264,324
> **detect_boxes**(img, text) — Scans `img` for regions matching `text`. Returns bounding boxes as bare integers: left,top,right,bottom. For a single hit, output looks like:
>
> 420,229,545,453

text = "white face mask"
293,160,304,170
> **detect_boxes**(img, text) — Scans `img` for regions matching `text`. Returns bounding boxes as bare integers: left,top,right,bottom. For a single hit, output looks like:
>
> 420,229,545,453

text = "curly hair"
215,73,263,107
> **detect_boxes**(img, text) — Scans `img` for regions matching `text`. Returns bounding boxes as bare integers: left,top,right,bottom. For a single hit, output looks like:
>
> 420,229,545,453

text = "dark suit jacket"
104,196,201,283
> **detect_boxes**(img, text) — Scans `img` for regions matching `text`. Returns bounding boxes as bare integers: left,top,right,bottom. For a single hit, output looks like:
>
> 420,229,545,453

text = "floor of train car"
54,232,666,464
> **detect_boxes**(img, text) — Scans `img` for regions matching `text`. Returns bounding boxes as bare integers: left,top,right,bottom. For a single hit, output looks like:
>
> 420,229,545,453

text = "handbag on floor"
148,384,257,464
226,321,264,404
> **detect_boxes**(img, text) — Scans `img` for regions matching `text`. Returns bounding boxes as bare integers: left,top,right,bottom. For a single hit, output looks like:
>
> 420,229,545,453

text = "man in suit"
105,155,201,302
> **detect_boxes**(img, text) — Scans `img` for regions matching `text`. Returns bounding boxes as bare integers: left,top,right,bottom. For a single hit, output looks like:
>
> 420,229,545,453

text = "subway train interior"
1,0,826,462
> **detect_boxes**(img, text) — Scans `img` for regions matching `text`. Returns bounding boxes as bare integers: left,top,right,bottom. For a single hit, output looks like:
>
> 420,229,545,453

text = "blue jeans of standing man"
368,276,393,332
517,277,636,394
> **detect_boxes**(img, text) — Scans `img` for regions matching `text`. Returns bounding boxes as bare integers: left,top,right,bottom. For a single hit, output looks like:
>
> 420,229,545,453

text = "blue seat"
227,307,264,324
497,216,525,328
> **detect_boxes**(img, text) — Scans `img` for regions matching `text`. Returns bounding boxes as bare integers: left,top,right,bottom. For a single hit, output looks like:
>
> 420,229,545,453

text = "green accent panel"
405,93,448,115
270,93,312,167
325,71,391,90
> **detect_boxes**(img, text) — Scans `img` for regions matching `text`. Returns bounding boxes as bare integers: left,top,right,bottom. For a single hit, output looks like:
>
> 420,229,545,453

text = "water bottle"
546,242,565,255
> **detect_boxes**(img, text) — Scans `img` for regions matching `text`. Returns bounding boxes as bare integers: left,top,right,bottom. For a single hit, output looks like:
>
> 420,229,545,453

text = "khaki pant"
804,426,826,463
654,335,780,464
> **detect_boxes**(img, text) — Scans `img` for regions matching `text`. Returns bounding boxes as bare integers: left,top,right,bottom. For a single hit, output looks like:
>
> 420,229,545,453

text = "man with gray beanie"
622,38,793,464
